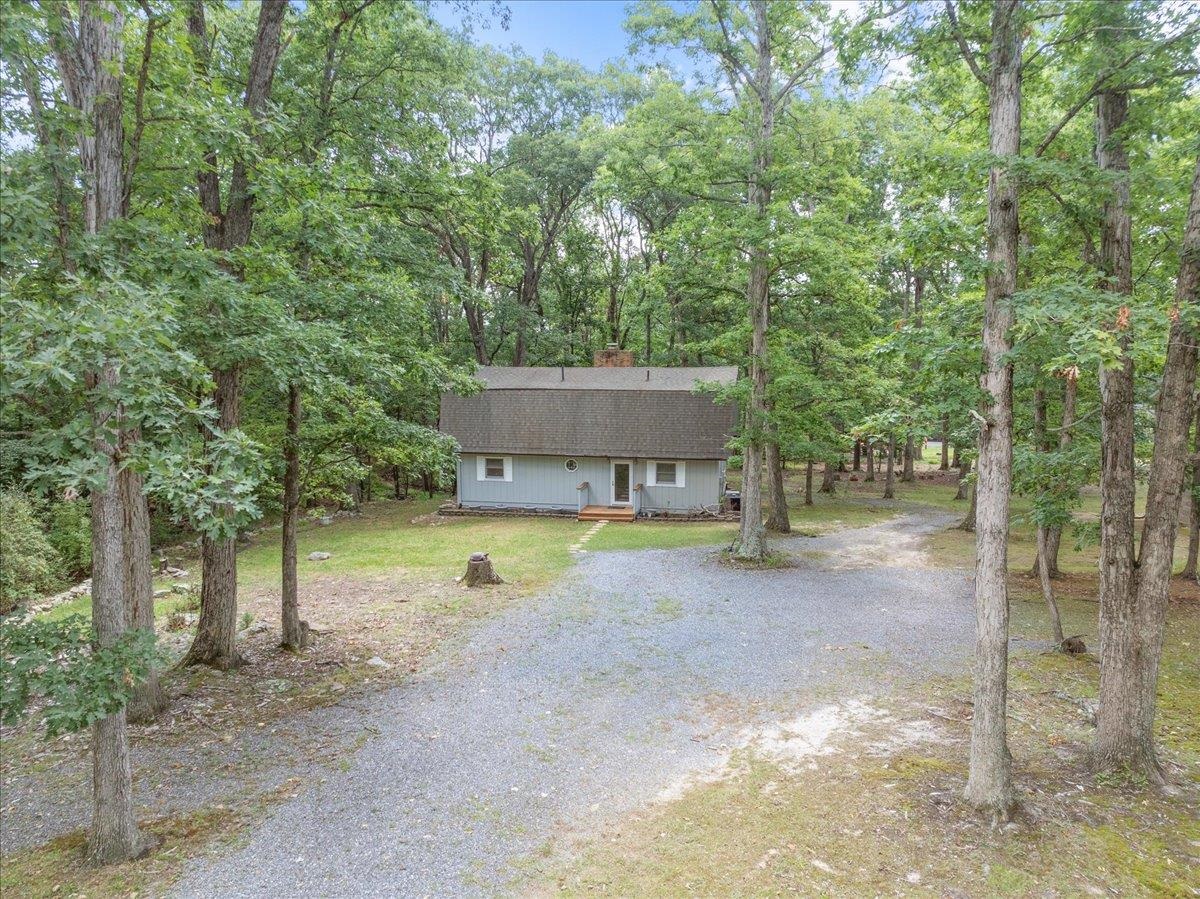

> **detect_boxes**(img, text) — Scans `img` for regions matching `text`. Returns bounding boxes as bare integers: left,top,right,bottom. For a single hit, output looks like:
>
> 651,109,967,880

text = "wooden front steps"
578,505,635,522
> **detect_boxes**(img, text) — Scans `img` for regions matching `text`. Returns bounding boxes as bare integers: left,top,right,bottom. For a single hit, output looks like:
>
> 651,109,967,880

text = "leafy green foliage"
42,498,91,583
0,491,61,614
0,615,159,736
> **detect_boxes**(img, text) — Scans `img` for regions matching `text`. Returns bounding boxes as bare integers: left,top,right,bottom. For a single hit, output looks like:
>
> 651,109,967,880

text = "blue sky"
431,1,635,70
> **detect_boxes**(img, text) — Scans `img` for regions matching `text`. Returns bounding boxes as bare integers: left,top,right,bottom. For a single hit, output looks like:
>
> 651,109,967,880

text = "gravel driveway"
171,508,975,898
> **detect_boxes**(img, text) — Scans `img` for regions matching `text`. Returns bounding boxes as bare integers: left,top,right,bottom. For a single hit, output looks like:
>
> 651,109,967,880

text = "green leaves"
0,615,160,737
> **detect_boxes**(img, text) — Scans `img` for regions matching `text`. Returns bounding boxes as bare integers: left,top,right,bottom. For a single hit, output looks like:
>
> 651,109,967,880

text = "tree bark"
124,462,165,722
1036,524,1065,647
901,434,916,482
804,460,814,505
89,368,144,864
183,368,244,670
1092,61,1141,772
733,1,775,562
1045,374,1078,576
280,382,308,651
1096,155,1200,778
956,457,971,501
462,553,503,586
820,460,836,494
53,1,147,863
765,440,790,533
1182,399,1199,582
865,440,875,482
964,0,1021,819
960,472,978,532
852,440,861,471
883,434,896,499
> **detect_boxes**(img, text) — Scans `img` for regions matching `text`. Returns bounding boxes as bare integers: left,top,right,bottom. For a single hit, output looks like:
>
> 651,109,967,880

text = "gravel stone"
171,509,976,897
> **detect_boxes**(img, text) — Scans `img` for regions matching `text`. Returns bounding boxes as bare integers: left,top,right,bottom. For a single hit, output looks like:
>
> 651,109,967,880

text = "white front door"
610,460,632,505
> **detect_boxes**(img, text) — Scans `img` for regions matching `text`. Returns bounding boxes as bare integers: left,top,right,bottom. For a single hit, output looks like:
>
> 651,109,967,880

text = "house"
439,348,737,520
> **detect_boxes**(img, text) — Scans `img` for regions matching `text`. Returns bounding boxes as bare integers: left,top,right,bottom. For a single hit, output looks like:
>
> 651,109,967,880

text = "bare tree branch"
943,0,987,87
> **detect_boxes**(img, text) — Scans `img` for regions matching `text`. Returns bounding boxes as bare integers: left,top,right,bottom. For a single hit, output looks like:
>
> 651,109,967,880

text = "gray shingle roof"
440,367,738,460
475,366,738,391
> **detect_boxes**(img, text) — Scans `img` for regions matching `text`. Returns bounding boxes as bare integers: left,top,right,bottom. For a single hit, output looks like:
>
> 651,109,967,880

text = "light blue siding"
457,454,723,513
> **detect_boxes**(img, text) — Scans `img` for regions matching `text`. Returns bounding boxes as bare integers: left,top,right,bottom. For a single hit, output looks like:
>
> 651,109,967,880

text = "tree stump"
462,552,503,587
1061,634,1086,655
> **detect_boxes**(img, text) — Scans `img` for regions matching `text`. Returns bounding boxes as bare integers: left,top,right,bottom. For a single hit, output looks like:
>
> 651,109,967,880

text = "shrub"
44,499,91,581
0,490,62,614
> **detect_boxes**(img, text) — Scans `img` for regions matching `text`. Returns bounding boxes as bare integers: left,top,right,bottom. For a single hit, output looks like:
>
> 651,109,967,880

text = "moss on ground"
543,597,1200,898
0,785,298,899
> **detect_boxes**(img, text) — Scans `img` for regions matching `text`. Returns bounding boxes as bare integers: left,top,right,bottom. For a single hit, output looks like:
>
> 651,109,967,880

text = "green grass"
785,493,898,532
925,506,1192,574
587,520,737,552
1009,587,1200,768
235,497,592,593
0,791,295,899
39,587,196,624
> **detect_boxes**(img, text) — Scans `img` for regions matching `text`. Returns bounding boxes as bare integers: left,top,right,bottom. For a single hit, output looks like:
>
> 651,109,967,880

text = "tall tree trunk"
1096,155,1200,778
733,1,775,562
804,460,814,505
281,382,307,651
964,0,1021,819
883,434,896,499
901,434,916,482
1182,399,1199,581
940,417,950,470
765,440,790,533
53,1,146,862
1027,386,1059,577
183,368,243,670
463,300,488,364
1093,61,1140,772
952,443,960,469
90,369,143,864
865,440,875,482
183,0,286,668
852,440,861,471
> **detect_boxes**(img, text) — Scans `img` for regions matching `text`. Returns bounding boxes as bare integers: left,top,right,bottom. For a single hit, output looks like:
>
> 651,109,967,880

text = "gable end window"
476,455,512,482
648,460,685,488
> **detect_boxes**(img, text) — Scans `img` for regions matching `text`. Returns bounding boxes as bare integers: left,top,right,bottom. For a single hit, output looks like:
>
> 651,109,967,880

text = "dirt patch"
548,670,1200,897
717,548,798,570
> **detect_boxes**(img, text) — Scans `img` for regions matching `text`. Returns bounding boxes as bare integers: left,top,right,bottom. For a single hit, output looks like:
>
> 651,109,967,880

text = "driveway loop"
172,509,972,898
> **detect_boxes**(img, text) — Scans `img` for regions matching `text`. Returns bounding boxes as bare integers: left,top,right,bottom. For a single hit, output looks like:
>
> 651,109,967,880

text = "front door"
611,460,632,505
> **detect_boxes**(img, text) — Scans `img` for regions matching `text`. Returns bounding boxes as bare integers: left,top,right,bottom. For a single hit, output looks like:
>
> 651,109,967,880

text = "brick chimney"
593,342,635,367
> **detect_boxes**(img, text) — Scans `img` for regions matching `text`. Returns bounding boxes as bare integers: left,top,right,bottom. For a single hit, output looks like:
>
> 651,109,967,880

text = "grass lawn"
236,497,592,593
39,587,196,624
